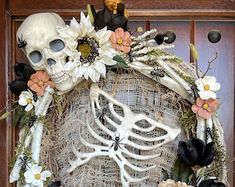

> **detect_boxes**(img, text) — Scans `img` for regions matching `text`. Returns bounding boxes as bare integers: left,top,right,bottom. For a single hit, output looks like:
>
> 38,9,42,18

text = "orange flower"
110,28,131,53
27,71,55,96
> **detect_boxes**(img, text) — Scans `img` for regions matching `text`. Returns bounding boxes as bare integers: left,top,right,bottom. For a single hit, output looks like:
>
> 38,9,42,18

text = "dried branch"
201,52,218,78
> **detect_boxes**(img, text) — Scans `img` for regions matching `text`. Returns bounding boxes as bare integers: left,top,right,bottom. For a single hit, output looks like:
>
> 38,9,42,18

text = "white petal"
94,61,106,76
18,97,27,106
101,55,117,66
31,165,42,173
41,170,51,181
198,90,216,100
83,67,90,80
32,179,43,187
75,66,86,78
211,82,221,91
25,104,33,112
195,78,204,91
24,171,34,183
88,67,99,82
203,76,216,85
70,17,79,28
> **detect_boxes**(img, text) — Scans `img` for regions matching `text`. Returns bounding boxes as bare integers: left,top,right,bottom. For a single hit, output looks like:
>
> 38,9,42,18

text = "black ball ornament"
208,30,221,43
154,33,164,45
163,31,176,44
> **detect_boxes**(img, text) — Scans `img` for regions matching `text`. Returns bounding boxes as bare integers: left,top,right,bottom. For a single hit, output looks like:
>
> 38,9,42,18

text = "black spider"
110,133,125,151
17,35,27,48
206,127,213,141
150,67,165,82
18,155,29,171
191,85,199,99
97,108,109,123
128,50,133,63
28,115,37,127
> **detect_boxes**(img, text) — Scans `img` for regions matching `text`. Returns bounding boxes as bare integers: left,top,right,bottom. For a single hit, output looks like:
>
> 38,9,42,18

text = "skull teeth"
51,72,69,84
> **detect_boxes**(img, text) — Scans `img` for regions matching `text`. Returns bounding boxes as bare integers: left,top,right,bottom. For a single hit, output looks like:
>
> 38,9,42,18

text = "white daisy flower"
58,12,117,82
24,164,51,187
18,90,36,112
195,76,221,99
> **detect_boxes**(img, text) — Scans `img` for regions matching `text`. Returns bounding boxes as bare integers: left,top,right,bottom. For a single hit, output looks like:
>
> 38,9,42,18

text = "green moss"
178,109,197,138
205,125,226,178
175,70,195,86
149,49,183,64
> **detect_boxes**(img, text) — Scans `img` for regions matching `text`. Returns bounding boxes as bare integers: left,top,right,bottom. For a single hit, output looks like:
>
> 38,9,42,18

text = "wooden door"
0,0,234,186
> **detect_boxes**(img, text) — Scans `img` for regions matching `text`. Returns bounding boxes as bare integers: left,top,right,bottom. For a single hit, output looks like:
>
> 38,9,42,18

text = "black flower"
9,63,35,95
14,62,35,80
199,179,225,187
48,181,61,187
177,138,215,168
92,3,128,31
94,7,112,30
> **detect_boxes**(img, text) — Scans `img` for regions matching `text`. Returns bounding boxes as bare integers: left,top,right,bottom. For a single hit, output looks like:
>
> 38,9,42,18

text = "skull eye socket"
29,50,42,63
49,39,65,52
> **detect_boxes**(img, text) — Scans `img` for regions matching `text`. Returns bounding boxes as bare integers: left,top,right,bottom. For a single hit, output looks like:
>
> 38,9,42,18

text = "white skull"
17,13,79,92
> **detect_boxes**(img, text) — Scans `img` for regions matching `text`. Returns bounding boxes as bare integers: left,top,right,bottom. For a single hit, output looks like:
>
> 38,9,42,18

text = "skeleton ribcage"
50,70,188,187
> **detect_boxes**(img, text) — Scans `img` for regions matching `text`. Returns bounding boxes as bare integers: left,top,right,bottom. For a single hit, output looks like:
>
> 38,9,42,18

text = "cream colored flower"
58,12,117,82
195,76,221,100
18,90,36,112
24,164,51,187
158,179,193,187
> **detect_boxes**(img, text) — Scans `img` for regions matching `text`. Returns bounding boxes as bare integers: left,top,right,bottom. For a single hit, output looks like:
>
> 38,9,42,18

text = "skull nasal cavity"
47,58,56,66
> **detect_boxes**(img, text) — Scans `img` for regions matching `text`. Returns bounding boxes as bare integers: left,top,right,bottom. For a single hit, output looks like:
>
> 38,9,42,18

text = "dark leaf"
13,105,24,127
113,55,129,69
181,166,192,183
172,158,180,182
9,79,28,95
0,112,10,120
162,169,169,181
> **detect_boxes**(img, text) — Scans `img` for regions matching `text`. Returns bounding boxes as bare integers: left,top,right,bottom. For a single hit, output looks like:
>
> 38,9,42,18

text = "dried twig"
201,52,218,78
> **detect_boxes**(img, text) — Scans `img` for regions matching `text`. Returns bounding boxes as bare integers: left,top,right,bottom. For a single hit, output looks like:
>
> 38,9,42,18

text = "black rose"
199,179,226,187
9,63,35,95
177,138,215,168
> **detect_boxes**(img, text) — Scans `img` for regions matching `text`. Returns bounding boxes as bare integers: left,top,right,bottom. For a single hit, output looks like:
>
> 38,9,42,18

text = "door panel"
150,21,191,62
196,21,235,186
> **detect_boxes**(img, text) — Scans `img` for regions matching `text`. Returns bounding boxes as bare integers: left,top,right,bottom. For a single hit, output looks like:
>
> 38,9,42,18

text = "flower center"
117,38,123,45
38,80,44,87
78,43,92,58
203,103,209,110
204,84,210,91
77,37,99,64
34,173,41,180
27,98,32,104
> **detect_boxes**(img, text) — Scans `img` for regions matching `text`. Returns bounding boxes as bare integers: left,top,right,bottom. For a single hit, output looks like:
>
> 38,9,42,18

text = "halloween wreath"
0,1,228,187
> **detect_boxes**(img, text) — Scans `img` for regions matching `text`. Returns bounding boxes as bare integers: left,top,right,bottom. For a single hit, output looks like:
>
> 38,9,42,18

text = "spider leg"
118,144,124,150
110,143,114,149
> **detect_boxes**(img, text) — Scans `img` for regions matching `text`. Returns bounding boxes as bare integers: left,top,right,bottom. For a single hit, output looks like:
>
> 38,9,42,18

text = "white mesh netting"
41,70,192,187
